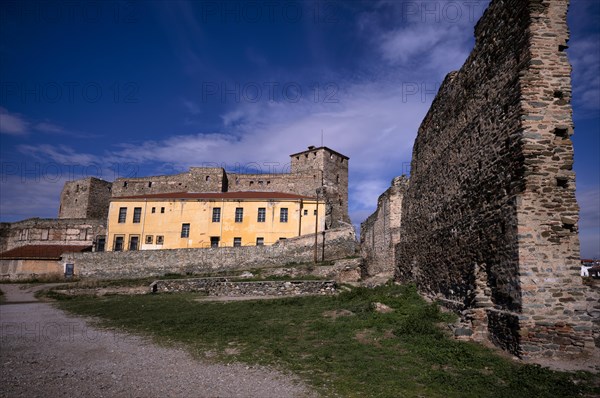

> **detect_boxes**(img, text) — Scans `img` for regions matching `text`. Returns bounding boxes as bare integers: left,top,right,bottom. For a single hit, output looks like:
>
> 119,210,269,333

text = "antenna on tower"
321,129,324,147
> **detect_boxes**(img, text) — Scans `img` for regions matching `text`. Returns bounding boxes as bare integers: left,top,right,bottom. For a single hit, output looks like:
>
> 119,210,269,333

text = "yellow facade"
106,193,325,251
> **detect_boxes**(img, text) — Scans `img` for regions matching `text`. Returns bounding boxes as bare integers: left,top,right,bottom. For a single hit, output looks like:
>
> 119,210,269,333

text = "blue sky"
1,0,598,258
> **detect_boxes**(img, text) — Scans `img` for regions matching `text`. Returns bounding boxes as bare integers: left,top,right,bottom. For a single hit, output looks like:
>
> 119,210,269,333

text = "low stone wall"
69,226,357,279
150,278,337,297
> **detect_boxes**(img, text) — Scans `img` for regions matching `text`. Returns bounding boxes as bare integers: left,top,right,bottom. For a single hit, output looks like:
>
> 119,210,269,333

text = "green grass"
52,284,598,397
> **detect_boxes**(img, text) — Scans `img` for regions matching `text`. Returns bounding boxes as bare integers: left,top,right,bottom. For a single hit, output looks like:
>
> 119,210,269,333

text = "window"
303,209,308,216
235,207,244,222
156,235,164,245
210,236,220,248
279,237,287,241
114,236,124,251
129,235,139,251
151,207,156,214
96,236,106,252
181,223,190,238
257,207,266,222
148,181,152,188
133,207,142,223
212,207,221,222
314,209,317,216
256,237,264,246
118,207,127,223
160,207,165,213
280,208,288,223
41,229,49,240
145,235,153,244
233,237,242,247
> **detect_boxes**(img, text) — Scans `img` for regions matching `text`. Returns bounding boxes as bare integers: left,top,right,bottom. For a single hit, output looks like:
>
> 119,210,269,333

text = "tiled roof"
0,245,92,260
114,191,317,201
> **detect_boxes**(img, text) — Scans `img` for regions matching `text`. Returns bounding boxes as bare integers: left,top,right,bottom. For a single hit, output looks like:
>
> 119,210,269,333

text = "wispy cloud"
18,144,101,166
568,1,600,114
0,107,29,135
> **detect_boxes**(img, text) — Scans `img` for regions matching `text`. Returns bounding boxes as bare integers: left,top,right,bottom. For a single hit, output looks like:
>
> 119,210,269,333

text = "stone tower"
290,146,350,228
58,177,113,220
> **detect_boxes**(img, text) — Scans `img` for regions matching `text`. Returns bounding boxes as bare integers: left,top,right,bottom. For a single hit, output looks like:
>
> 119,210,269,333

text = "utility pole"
314,189,319,264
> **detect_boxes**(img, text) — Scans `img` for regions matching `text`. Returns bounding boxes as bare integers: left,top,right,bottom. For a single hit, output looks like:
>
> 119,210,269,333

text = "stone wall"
110,167,227,197
59,177,112,219
70,226,357,279
361,176,408,277
396,0,596,359
150,278,337,297
0,218,106,253
0,258,64,279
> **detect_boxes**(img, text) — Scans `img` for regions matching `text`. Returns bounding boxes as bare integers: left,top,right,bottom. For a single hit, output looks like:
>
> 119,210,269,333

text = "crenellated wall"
396,0,598,359
111,168,227,197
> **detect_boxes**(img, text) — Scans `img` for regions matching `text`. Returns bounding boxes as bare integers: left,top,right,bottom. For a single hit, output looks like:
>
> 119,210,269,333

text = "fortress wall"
70,226,357,280
361,176,408,277
110,168,226,197
396,0,596,358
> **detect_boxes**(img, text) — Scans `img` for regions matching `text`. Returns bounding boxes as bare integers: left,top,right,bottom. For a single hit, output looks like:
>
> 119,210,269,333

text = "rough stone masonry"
396,0,599,359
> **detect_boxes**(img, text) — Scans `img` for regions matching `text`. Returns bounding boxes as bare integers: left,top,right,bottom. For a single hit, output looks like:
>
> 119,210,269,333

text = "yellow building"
106,192,325,251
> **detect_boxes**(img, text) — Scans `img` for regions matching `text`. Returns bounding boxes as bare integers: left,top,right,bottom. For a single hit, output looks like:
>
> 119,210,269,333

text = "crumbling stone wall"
0,218,106,253
361,176,408,277
71,226,357,279
58,177,112,220
396,0,596,359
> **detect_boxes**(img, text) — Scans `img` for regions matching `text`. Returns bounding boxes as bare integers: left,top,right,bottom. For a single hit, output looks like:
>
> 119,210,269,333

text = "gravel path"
0,284,318,398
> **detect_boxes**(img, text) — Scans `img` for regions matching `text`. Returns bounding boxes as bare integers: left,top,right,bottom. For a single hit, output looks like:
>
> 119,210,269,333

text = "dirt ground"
0,284,317,398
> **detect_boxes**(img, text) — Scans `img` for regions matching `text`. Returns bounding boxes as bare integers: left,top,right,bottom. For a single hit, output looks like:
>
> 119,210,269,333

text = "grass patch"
54,284,597,397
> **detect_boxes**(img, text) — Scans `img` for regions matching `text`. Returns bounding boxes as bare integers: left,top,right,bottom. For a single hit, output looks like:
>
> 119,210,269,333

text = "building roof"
289,146,349,160
0,245,92,260
113,191,318,201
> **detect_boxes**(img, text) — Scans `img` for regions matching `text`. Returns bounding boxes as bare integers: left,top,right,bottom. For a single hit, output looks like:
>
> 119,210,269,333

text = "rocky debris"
371,302,394,314
322,309,355,319
152,278,337,297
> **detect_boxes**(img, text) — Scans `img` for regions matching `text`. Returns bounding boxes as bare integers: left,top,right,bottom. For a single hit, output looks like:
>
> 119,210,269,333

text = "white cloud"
18,144,101,166
0,107,29,135
569,36,600,112
35,122,65,134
